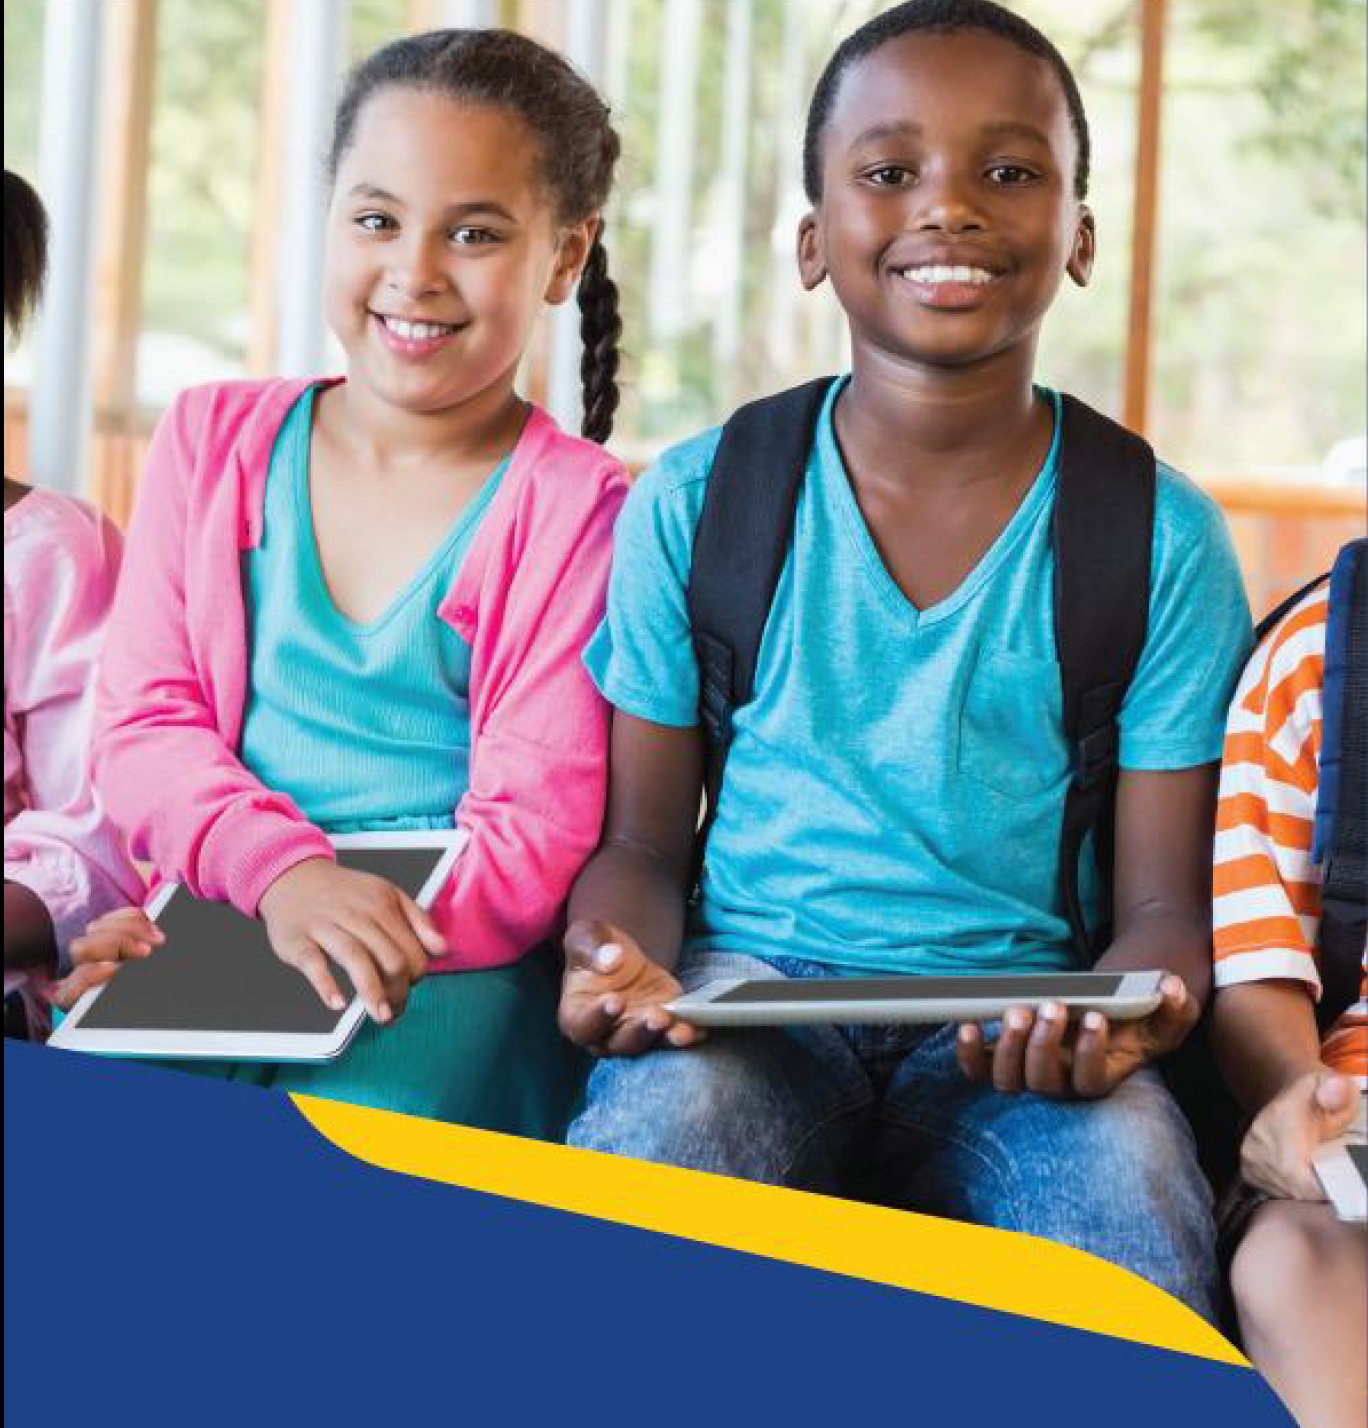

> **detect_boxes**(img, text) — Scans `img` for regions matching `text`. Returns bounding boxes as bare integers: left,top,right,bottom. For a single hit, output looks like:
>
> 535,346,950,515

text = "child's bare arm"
1212,980,1324,1114
1101,763,1219,994
569,715,702,966
1213,981,1359,1199
959,765,1214,1097
560,714,704,1056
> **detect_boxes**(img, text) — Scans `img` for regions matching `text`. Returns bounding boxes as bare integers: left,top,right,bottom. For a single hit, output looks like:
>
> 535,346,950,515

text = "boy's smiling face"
799,28,1094,374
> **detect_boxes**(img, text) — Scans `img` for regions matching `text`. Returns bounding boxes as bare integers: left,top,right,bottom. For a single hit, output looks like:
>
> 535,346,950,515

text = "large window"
4,0,1364,505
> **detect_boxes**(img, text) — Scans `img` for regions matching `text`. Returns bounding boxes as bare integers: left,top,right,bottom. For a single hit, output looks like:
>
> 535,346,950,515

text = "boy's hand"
1240,1069,1360,1201
559,919,705,1057
42,905,165,1011
955,975,1198,1099
257,858,445,1024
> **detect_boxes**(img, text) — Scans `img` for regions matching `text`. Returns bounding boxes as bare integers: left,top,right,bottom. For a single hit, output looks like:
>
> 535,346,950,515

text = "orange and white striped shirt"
1213,583,1367,1076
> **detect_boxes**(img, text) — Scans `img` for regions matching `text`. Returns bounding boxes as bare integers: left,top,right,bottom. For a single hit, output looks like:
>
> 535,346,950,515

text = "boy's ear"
796,211,827,291
1066,205,1096,287
544,215,600,305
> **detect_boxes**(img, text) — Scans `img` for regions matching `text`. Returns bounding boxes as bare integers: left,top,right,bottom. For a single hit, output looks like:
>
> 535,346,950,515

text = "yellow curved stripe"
293,1094,1245,1366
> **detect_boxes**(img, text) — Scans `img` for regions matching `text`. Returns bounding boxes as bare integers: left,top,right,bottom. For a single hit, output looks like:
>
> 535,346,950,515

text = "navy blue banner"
4,1043,1292,1426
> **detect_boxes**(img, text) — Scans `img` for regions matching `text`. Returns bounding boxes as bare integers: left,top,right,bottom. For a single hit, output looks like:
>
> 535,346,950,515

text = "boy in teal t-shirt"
559,1,1251,1320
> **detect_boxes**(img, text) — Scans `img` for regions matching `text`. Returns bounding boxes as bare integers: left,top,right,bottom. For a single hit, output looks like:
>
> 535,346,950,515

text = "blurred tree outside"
1149,0,1366,475
3,0,43,178
4,0,46,383
349,0,409,61
137,0,264,400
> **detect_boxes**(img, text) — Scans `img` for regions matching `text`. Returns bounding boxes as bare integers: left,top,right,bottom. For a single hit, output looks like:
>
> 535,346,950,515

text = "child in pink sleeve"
3,170,144,1032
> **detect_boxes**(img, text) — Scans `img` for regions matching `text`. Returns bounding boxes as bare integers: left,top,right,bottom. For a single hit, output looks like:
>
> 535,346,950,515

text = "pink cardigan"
5,488,145,974
94,378,628,971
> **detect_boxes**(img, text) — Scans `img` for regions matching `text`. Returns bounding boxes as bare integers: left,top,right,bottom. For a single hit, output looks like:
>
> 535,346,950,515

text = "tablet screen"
1349,1144,1367,1189
76,847,447,1034
710,973,1126,1005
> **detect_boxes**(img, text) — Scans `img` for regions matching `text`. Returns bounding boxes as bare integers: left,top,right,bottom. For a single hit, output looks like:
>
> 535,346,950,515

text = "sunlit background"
4,0,1364,610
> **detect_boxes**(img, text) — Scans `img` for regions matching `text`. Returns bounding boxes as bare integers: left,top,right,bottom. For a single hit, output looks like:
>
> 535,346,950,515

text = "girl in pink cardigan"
4,171,145,1038
88,33,627,1134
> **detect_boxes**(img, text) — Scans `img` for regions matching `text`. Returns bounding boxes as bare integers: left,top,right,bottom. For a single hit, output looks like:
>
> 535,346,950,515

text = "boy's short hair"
803,0,1092,203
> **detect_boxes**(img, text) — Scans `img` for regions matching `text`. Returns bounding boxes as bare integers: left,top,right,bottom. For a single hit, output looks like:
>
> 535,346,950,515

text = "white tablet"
48,831,465,1063
667,970,1166,1028
1313,1082,1367,1223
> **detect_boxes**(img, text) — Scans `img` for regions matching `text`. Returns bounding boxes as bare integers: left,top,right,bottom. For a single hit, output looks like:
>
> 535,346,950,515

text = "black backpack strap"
1052,395,1157,961
1316,538,1367,1030
686,378,838,886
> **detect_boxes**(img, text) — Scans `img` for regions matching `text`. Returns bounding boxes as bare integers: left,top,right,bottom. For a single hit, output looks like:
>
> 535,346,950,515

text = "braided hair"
803,0,1091,204
576,230,622,447
3,171,49,340
329,29,622,443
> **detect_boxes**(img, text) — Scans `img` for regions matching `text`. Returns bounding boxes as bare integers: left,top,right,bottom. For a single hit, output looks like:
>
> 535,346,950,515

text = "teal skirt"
165,945,586,1141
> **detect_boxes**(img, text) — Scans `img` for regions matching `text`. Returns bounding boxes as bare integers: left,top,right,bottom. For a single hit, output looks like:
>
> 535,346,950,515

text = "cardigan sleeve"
5,497,145,963
436,461,628,968
92,386,333,914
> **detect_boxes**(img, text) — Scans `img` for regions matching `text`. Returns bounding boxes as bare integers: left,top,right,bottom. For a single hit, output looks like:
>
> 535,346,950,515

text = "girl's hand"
1240,1069,1360,1201
955,975,1198,1099
70,906,165,965
257,858,446,1024
559,919,705,1057
41,905,165,1011
45,959,123,1011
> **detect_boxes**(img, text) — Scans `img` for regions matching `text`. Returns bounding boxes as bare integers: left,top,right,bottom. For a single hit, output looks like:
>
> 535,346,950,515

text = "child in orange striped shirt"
1211,572,1365,1428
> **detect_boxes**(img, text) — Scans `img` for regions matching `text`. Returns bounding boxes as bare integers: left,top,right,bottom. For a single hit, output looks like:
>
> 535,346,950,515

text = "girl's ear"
1066,205,1096,287
545,215,600,305
796,211,827,291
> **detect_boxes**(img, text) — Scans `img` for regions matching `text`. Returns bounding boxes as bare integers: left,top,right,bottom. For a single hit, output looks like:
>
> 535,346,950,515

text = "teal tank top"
240,385,507,833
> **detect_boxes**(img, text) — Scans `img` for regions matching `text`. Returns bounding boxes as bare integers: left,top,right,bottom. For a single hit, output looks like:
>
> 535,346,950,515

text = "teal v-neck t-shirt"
240,385,508,833
584,379,1253,975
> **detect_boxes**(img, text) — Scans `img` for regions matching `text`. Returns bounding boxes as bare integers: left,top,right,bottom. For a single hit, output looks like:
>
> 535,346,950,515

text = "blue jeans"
568,950,1218,1319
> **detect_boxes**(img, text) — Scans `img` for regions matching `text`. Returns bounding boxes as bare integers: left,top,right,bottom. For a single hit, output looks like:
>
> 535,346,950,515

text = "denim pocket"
956,648,1068,799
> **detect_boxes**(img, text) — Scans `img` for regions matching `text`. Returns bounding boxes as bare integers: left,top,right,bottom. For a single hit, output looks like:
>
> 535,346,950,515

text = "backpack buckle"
1073,723,1118,791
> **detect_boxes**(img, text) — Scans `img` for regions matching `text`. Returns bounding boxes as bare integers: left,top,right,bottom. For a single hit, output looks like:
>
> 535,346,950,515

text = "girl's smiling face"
325,88,593,415
799,28,1094,374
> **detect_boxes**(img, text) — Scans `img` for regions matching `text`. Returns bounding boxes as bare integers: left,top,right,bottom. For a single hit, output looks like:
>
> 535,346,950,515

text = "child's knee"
1009,1077,1214,1268
574,1046,711,1151
1059,1071,1203,1194
569,1041,793,1176
1232,1200,1361,1331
